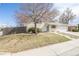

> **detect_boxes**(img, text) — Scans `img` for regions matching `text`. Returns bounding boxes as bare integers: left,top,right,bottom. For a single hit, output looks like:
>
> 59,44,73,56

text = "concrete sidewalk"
12,39,79,56
61,31,79,36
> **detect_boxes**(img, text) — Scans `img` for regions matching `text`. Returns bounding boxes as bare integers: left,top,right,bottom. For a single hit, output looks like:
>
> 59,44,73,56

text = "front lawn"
0,33,70,53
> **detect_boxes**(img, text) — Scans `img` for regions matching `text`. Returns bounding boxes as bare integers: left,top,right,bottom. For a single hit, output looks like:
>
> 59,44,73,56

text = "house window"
51,25,56,28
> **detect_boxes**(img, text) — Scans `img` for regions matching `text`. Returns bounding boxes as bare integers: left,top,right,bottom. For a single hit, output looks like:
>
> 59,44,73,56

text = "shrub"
28,27,41,33
72,29,79,32
78,24,79,30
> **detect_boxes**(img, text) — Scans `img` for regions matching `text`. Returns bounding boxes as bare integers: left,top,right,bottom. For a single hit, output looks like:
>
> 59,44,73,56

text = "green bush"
0,28,3,31
28,27,41,33
72,29,79,32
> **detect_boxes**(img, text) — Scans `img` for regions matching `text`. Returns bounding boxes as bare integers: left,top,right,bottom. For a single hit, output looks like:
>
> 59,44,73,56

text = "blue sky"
0,3,20,27
0,3,79,27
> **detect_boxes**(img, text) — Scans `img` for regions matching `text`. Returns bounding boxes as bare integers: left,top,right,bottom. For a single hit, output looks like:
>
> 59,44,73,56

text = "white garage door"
0,31,3,36
57,27,67,32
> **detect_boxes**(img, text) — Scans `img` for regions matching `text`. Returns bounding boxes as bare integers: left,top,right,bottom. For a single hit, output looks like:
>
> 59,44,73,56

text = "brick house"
68,25,78,31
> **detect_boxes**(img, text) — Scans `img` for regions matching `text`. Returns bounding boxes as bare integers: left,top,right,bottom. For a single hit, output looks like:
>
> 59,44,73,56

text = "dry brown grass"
0,33,70,53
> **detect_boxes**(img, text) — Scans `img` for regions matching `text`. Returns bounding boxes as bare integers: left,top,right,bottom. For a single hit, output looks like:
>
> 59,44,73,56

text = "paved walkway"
60,31,79,36
11,39,79,56
54,32,73,40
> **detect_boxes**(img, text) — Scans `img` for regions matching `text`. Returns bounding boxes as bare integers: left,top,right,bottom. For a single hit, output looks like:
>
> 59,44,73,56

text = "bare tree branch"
59,8,76,24
15,3,59,34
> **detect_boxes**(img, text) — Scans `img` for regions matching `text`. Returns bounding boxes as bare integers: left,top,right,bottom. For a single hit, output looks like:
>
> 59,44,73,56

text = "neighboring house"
2,27,26,35
23,22,68,32
68,25,78,31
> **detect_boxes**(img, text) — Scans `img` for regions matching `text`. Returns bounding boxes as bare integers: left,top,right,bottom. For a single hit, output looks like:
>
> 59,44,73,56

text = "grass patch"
0,33,70,53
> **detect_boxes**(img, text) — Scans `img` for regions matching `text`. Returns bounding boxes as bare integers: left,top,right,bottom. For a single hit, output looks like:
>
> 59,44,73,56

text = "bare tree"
16,3,59,34
59,8,76,24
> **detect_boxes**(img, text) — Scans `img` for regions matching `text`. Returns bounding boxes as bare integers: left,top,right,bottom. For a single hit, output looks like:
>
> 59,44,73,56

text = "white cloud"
54,3,79,16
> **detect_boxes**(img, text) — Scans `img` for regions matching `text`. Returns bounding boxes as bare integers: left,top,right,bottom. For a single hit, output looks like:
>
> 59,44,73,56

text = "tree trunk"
34,22,37,34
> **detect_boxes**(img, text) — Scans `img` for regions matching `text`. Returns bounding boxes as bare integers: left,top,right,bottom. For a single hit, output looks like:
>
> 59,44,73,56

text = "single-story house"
23,22,68,32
